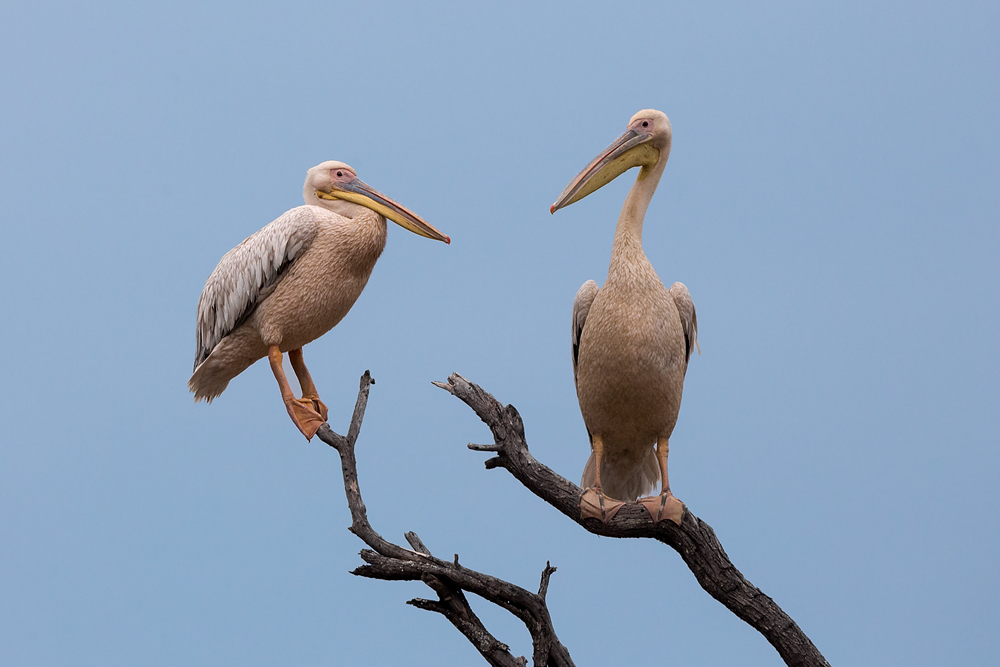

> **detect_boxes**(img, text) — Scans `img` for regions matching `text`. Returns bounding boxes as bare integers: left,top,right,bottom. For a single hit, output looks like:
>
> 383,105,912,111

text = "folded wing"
193,208,319,370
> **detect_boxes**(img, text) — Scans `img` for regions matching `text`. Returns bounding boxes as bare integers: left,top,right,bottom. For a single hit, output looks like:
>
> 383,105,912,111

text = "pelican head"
550,109,672,213
305,160,450,243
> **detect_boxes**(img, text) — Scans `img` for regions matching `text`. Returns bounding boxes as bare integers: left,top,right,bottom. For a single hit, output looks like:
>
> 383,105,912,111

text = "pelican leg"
580,434,625,523
268,345,325,441
287,348,329,422
639,437,684,526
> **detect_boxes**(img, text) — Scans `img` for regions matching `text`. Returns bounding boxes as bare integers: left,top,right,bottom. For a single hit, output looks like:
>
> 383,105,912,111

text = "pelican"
189,161,449,440
551,110,698,525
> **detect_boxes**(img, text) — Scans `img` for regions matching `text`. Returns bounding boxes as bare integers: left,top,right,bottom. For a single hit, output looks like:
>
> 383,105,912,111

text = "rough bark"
318,371,830,667
433,372,831,667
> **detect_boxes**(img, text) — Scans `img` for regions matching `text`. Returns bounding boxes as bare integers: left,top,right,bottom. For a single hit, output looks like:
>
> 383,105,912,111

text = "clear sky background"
1,1,998,665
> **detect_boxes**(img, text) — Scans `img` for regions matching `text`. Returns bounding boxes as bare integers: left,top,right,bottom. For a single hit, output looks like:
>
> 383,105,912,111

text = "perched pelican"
189,161,449,440
551,110,698,525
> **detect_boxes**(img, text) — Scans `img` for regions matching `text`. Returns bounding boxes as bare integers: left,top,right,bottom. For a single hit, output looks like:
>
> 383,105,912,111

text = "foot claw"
580,488,626,523
638,492,684,526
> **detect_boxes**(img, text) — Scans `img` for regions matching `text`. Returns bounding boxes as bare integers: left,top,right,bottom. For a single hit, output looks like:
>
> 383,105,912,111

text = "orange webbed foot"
285,397,326,441
638,492,684,526
580,487,626,523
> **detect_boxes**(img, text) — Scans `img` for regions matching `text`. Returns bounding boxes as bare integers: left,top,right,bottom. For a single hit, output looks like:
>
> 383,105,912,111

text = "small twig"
538,562,556,601
431,380,455,394
404,531,432,556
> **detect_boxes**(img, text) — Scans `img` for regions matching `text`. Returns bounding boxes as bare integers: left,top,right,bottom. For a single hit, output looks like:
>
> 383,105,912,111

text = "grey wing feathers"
193,208,319,370
668,282,699,363
571,280,599,385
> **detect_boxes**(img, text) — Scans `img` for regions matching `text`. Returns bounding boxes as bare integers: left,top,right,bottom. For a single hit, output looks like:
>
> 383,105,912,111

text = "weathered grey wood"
434,372,831,667
316,373,574,667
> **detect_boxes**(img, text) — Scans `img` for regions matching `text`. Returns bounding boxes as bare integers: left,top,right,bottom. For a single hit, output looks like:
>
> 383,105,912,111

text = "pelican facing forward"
551,110,698,525
189,161,449,440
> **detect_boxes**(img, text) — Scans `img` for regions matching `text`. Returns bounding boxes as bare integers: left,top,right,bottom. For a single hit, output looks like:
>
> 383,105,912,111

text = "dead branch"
433,372,831,667
316,372,573,667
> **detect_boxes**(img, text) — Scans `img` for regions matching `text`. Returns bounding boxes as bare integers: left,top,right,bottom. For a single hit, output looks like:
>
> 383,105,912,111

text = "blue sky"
1,1,998,665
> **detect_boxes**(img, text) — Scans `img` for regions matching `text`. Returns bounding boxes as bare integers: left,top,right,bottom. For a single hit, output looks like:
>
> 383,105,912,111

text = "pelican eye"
642,121,649,128
336,170,343,177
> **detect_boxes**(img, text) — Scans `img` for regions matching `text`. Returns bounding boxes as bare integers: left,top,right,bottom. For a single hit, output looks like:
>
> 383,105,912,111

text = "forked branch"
316,372,573,667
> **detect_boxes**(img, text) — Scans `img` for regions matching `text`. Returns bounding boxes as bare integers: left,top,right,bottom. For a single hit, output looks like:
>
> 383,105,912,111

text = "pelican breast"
575,278,688,442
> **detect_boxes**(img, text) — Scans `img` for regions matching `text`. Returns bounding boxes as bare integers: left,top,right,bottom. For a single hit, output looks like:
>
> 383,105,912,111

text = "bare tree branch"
434,372,831,667
316,372,574,667
313,370,828,666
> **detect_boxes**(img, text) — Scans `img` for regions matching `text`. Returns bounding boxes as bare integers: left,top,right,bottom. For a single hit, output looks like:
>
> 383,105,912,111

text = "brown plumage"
552,110,698,523
189,160,449,439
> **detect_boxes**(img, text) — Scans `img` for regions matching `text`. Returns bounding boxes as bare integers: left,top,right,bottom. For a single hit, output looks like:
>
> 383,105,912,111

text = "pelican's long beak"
550,128,659,213
319,179,450,244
